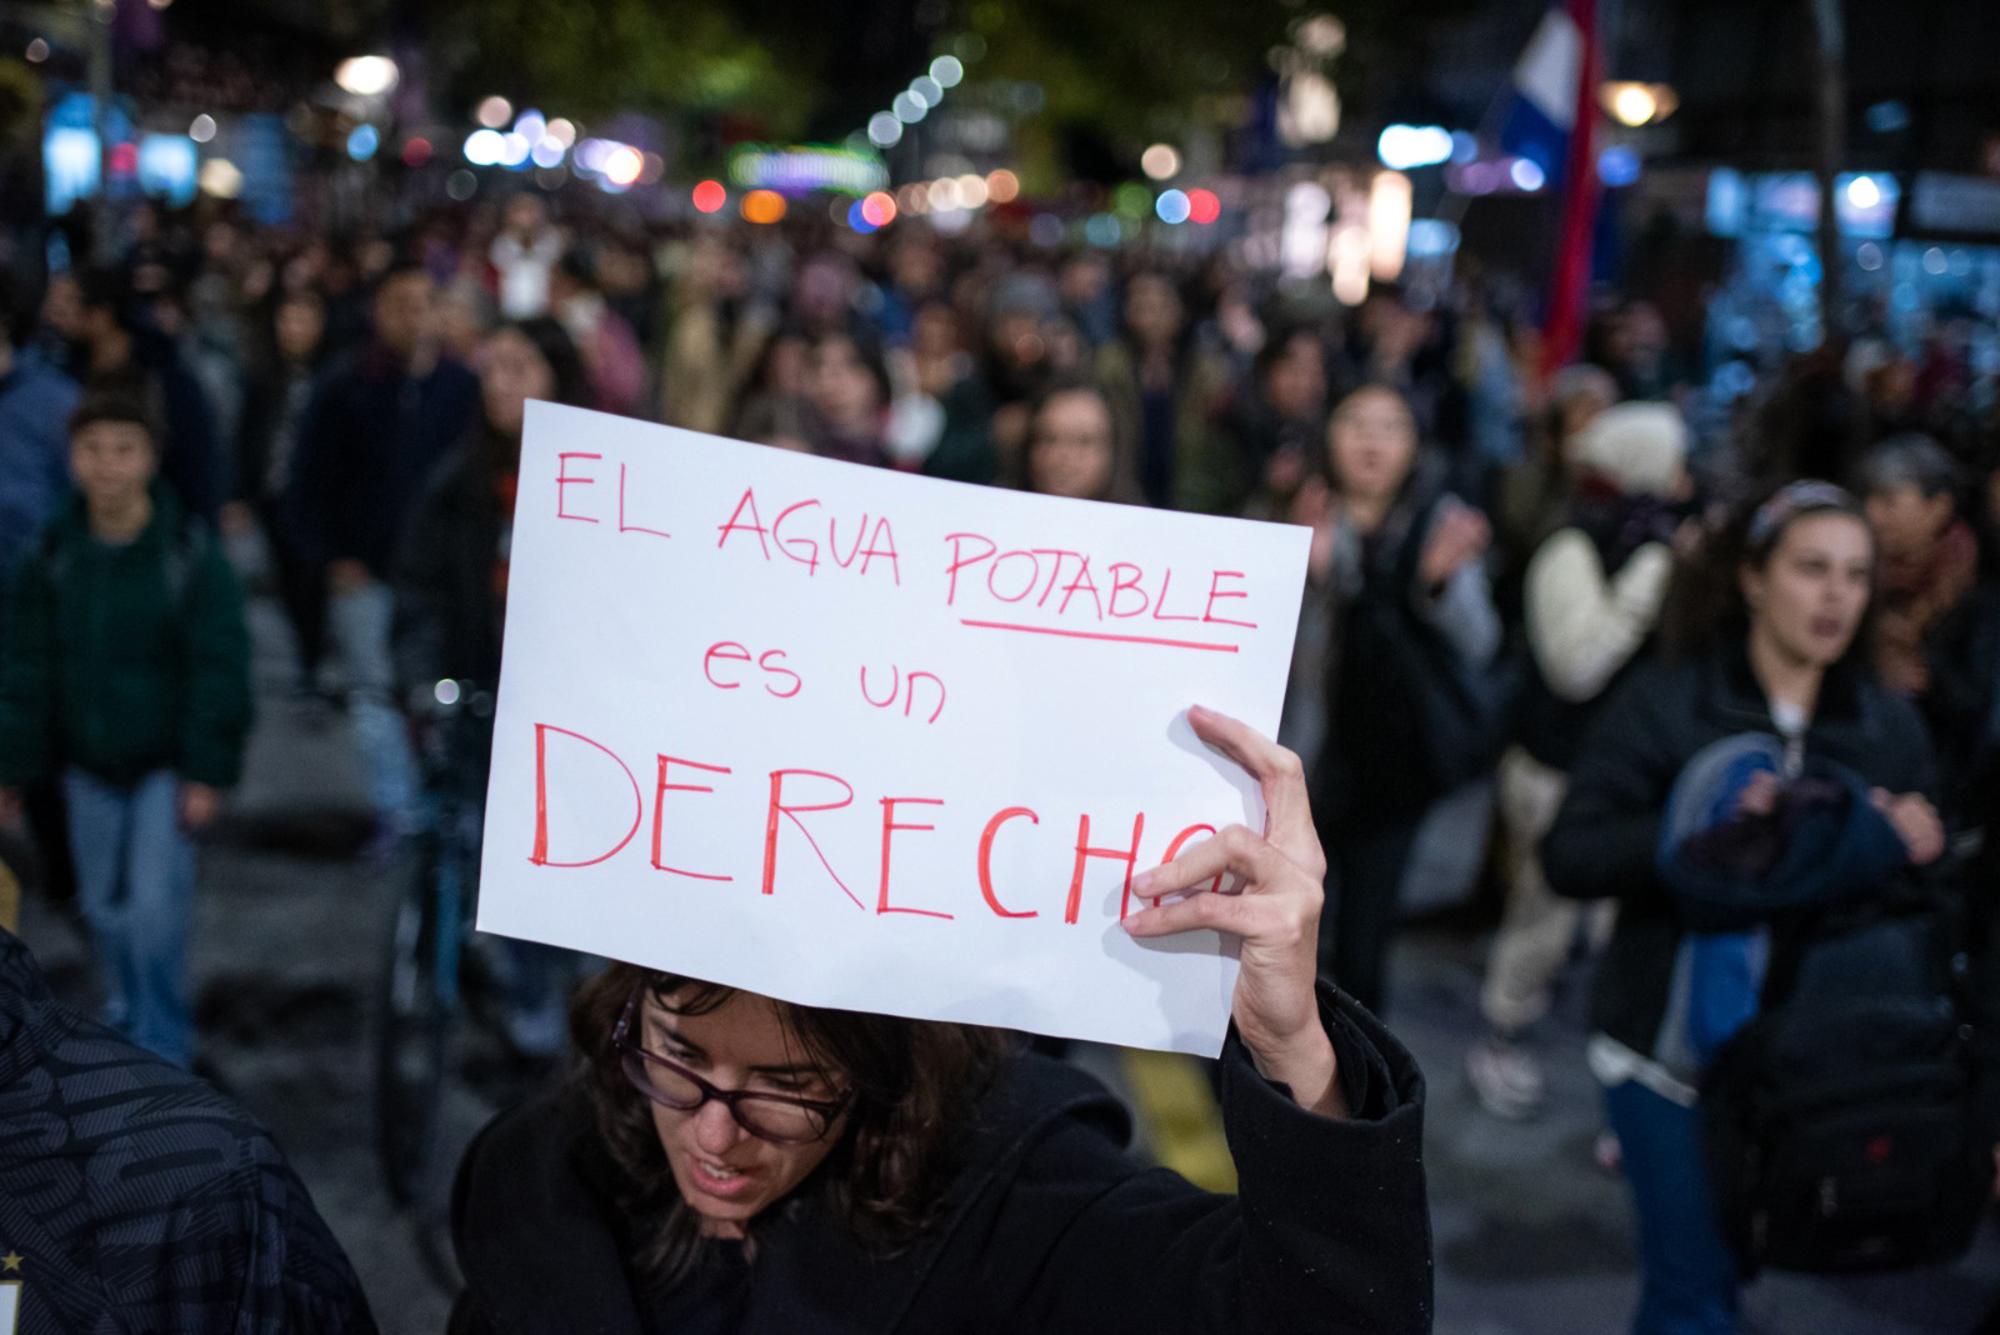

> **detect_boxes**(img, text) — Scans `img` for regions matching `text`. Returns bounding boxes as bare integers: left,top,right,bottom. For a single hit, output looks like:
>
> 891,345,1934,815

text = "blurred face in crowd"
636,988,849,1239
1264,333,1326,422
1328,386,1418,507
479,327,557,439
505,194,549,240
373,270,437,364
889,240,941,298
1741,513,1874,670
1556,383,1616,457
1027,389,1116,500
275,294,326,363
1865,484,1954,562
1124,273,1183,349
990,310,1046,374
806,336,882,435
70,420,157,518
41,273,83,338
439,287,493,362
912,303,960,362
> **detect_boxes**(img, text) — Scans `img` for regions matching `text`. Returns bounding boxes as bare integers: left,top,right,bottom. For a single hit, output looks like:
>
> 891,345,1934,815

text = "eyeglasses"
611,990,850,1146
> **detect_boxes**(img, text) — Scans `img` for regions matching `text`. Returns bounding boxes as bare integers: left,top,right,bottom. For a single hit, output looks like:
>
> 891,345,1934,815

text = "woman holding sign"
448,706,1430,1333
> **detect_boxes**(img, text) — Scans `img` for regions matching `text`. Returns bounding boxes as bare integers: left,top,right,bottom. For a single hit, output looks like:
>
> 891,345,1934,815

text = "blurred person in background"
550,249,649,417
1018,379,1126,503
1312,383,1500,1016
395,319,592,1060
0,276,80,625
733,328,815,453
0,390,252,1069
1856,434,2000,815
661,233,756,435
72,266,224,521
925,273,1061,486
1220,325,1329,521
1094,270,1230,511
1544,482,1941,1335
233,287,332,697
1466,403,1692,1121
491,192,565,320
1494,364,1620,599
802,331,891,467
288,259,479,856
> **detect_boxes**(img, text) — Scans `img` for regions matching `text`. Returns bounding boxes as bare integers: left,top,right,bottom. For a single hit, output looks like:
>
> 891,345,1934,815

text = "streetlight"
335,55,399,98
1600,82,1677,128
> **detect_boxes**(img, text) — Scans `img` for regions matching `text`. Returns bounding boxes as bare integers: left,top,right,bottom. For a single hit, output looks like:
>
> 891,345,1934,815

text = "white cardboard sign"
476,402,1310,1055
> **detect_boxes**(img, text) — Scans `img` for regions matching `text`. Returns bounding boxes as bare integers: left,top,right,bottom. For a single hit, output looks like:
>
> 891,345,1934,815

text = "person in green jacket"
0,388,252,1067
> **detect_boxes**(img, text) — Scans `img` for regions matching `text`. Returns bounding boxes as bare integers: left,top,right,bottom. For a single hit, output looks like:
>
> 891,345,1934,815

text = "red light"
860,190,896,228
1187,187,1221,225
692,179,727,213
109,142,138,176
402,136,433,167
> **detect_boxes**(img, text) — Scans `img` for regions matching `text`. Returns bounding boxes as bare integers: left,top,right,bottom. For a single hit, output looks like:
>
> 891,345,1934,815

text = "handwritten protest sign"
477,402,1311,1055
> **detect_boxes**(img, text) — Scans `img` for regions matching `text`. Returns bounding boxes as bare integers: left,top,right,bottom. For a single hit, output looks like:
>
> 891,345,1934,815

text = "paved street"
15,595,2000,1334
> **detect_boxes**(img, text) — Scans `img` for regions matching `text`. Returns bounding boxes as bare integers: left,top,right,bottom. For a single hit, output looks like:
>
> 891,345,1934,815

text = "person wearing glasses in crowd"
447,707,1432,1334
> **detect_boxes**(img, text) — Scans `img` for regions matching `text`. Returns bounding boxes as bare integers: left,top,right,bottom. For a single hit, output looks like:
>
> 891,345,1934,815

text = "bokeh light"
868,112,903,148
742,189,787,224
602,145,644,187
1186,187,1221,225
1155,189,1192,224
931,55,965,88
1140,144,1181,180
956,173,989,208
346,124,380,162
985,169,1020,203
476,96,512,128
860,191,897,227
402,136,432,167
692,179,727,213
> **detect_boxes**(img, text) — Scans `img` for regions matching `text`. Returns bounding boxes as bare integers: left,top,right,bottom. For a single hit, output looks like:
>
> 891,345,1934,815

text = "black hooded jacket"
449,984,1433,1335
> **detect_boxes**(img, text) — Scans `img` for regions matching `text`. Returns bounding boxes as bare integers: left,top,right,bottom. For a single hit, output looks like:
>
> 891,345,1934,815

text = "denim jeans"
330,578,419,831
62,768,198,1067
1602,1078,1741,1335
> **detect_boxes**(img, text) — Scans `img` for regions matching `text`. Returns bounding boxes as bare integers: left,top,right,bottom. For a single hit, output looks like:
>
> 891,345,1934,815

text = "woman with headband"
1544,480,1946,1334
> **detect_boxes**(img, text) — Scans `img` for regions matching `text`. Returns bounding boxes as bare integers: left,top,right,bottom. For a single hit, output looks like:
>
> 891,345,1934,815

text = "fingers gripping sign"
1123,705,1346,1118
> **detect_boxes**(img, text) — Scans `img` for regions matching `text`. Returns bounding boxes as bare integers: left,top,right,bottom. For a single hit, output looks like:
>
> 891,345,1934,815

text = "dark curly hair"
568,962,1010,1284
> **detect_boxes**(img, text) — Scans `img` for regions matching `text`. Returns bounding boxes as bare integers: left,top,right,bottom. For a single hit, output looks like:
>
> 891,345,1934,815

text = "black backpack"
1699,889,1992,1274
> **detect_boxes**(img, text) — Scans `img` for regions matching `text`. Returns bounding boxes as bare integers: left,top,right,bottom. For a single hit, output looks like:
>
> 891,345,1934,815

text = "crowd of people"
3,185,2000,1333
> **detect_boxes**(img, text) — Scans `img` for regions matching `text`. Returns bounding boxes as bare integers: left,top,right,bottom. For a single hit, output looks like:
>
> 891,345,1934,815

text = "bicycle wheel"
372,834,460,1206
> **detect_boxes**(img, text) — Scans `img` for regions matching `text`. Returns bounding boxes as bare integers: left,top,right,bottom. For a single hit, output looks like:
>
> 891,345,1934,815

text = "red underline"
958,618,1241,653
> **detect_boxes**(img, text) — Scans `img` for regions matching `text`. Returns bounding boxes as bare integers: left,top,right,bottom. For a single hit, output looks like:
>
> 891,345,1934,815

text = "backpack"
1699,888,1992,1274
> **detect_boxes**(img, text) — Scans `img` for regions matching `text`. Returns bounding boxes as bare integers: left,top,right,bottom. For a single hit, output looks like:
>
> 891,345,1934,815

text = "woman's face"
807,337,881,433
274,297,325,362
640,989,848,1239
1864,484,1953,562
1742,513,1875,669
1264,335,1325,422
1327,388,1417,504
1124,274,1183,347
479,328,557,438
1028,389,1116,500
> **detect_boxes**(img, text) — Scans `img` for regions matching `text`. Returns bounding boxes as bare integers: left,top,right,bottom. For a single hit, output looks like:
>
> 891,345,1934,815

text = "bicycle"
372,678,493,1212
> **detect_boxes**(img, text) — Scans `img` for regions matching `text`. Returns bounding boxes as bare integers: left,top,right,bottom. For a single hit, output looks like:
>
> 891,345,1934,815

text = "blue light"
347,124,380,162
847,199,879,234
1598,145,1641,188
1155,188,1191,224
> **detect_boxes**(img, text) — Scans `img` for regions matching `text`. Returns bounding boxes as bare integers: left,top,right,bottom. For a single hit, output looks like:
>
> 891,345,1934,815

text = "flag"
1502,2,1601,376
